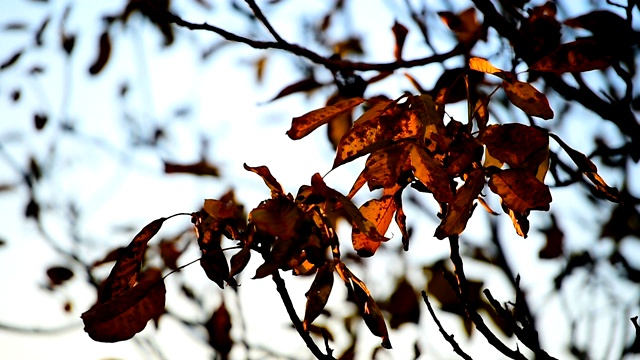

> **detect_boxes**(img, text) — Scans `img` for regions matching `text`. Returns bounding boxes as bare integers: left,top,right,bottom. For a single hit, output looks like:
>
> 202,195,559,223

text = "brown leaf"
508,208,530,238
394,189,410,251
481,124,549,169
363,142,412,191
502,79,553,119
206,301,232,359
244,163,285,198
564,10,632,39
434,167,484,239
89,31,111,75
310,174,386,242
250,197,302,241
200,248,231,289
489,169,551,212
229,246,251,278
539,214,564,259
410,145,454,203
82,268,166,342
349,271,392,349
287,97,364,140
269,76,323,102
164,159,219,177
303,262,335,330
385,278,420,329
530,38,617,73
392,21,409,60
439,7,486,46
352,195,396,257
99,218,166,303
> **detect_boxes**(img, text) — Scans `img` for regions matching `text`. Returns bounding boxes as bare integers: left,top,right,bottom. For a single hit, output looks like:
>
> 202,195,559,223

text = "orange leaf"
410,145,453,203
502,80,553,119
364,142,412,191
82,268,166,342
287,97,364,140
468,57,505,77
352,195,396,257
244,163,285,198
530,38,616,73
99,217,166,303
489,169,552,212
434,167,485,239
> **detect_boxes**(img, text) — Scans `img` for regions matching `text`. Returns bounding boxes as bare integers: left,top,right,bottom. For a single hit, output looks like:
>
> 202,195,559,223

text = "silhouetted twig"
421,291,473,360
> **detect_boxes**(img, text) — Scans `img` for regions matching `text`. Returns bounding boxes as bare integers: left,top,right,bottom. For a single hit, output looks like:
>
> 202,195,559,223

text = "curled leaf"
352,195,396,257
244,163,285,198
303,262,335,330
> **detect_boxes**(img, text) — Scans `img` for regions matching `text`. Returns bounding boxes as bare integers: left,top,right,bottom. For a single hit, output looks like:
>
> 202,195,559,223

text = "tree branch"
271,271,335,360
421,291,473,360
160,8,464,72
244,0,285,44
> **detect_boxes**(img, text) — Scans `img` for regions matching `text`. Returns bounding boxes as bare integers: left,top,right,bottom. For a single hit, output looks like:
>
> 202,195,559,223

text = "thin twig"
160,8,464,72
244,0,285,43
271,271,335,360
448,236,528,360
421,291,473,360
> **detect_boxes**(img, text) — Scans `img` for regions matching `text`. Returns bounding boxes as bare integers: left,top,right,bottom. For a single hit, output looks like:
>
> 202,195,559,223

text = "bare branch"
421,291,473,360
244,0,285,44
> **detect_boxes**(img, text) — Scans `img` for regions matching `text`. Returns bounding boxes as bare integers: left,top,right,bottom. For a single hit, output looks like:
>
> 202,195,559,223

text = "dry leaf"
287,97,364,140
489,169,552,212
502,79,554,119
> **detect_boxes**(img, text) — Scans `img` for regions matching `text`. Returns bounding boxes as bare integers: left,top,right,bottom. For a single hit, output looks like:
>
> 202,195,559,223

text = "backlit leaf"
481,124,548,168
352,195,395,257
363,142,412,191
489,169,551,212
287,97,364,140
100,217,166,302
502,80,553,119
410,145,453,203
386,278,420,329
82,268,166,342
244,163,285,198
303,262,334,330
350,272,392,349
469,57,504,76
530,38,616,73
434,167,484,239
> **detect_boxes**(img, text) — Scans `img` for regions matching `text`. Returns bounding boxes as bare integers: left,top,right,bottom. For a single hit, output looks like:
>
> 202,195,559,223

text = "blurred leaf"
303,262,334,330
439,7,486,46
392,21,409,60
159,239,181,271
530,38,617,73
46,266,74,286
34,113,47,130
489,169,552,212
385,278,420,329
468,57,506,77
89,31,111,75
164,160,219,177
82,268,166,342
61,33,76,56
564,10,631,39
0,50,23,70
92,247,125,268
502,79,554,119
539,214,564,259
34,16,50,46
287,97,364,140
269,76,322,102
206,301,232,359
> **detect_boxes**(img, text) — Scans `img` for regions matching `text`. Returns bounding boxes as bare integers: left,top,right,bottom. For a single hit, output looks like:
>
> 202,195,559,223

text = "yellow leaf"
469,57,504,76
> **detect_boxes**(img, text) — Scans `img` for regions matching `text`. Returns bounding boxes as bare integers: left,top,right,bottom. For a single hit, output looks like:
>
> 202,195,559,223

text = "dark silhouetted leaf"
0,50,23,70
530,38,617,73
502,79,554,119
564,10,631,39
349,271,392,349
489,169,551,212
99,217,166,303
229,246,251,278
385,278,420,329
287,97,364,140
303,262,334,330
89,31,111,75
46,266,74,286
269,76,323,102
392,21,409,60
201,249,230,289
164,160,219,177
363,142,411,191
250,197,302,241
35,17,50,46
34,113,47,130
82,268,166,342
